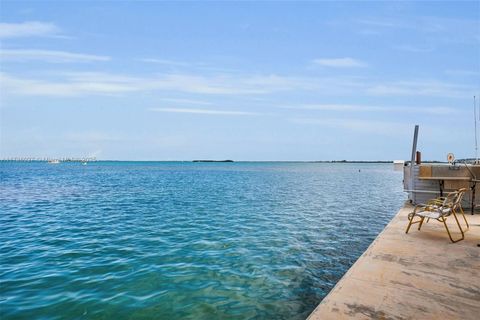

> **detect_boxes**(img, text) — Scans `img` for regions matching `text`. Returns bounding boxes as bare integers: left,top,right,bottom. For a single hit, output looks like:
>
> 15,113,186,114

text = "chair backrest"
442,191,459,208
432,191,458,217
453,188,467,207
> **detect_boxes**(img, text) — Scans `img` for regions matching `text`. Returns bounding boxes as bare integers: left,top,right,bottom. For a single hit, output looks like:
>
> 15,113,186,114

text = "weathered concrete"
308,204,480,320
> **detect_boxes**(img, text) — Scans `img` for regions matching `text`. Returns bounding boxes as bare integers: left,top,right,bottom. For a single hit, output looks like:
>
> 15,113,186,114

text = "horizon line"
0,158,456,163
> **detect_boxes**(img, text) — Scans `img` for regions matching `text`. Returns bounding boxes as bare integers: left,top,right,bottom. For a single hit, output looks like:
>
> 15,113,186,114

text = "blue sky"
0,1,479,161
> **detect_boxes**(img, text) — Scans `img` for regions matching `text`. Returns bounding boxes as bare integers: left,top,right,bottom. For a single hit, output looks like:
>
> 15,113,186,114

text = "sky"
0,1,479,161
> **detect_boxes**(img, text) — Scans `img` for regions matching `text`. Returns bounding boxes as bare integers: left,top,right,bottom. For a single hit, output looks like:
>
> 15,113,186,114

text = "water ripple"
0,162,405,319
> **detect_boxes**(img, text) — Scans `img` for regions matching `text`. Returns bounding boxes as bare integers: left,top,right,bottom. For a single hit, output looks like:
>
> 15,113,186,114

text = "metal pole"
409,125,419,203
410,125,419,165
474,96,478,163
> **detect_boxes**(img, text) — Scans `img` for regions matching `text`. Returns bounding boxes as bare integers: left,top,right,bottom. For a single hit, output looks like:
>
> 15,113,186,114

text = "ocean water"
0,162,405,320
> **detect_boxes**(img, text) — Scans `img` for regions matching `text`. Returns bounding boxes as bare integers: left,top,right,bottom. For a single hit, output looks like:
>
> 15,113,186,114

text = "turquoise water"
0,162,405,319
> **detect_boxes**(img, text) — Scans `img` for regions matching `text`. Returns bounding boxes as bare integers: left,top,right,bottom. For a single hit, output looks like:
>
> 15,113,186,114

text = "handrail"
463,161,477,180
404,189,441,194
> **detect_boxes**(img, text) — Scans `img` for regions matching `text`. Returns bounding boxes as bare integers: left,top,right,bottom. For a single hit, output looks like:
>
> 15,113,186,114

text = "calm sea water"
0,162,405,320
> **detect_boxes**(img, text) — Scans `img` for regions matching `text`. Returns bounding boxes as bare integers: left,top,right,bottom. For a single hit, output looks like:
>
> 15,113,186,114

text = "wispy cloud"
0,49,110,63
0,21,61,39
313,57,367,68
290,117,411,135
149,107,260,116
355,16,480,44
1,70,474,99
137,58,242,74
0,72,138,96
356,18,404,29
445,69,480,77
0,72,317,96
282,104,455,115
160,98,213,105
366,80,473,98
65,132,125,143
137,58,191,67
393,44,433,53
137,58,191,66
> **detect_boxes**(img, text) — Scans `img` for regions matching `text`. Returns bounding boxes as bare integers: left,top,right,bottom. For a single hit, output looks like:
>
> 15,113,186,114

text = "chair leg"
458,206,469,230
441,215,464,243
452,208,469,233
452,212,465,239
418,217,425,230
406,214,416,234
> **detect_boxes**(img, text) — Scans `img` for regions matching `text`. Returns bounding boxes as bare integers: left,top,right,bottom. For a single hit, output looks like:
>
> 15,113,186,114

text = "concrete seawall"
308,204,480,320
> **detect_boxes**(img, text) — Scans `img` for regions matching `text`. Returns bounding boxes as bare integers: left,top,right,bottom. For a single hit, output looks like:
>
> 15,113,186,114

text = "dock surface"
308,204,480,320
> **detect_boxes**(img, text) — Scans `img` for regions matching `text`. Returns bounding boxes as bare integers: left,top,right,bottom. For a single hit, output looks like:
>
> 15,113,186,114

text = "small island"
192,160,234,163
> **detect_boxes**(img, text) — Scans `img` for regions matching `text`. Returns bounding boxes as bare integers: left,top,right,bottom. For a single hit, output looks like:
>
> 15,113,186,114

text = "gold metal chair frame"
405,189,468,243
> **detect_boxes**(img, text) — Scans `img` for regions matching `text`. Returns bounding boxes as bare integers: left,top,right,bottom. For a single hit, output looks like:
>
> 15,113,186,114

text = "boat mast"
475,96,478,163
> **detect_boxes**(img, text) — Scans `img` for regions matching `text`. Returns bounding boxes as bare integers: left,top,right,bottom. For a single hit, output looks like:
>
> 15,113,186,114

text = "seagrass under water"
0,162,405,319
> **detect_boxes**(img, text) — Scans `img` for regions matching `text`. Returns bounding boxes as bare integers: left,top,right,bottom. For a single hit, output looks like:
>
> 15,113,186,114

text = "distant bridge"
0,157,97,162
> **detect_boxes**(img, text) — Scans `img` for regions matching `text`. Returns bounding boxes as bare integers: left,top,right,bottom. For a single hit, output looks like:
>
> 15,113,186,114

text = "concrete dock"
308,204,480,320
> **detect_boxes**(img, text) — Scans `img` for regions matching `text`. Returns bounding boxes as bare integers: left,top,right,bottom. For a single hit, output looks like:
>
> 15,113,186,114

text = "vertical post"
410,125,419,203
474,96,478,163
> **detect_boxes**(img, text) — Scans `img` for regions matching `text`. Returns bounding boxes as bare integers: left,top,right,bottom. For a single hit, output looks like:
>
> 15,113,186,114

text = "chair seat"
415,208,451,219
